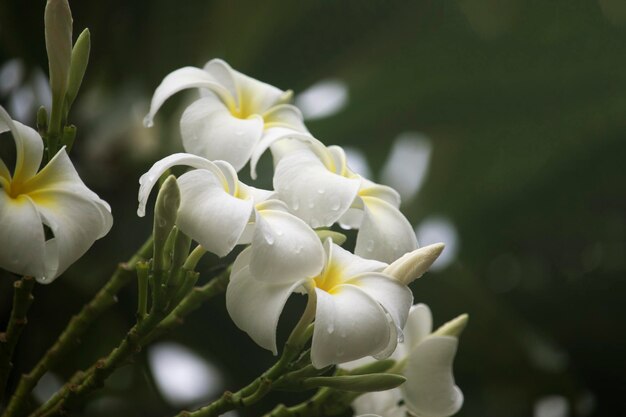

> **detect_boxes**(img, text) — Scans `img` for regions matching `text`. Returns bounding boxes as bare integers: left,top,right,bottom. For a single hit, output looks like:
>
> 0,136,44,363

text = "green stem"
29,266,229,417
0,277,35,402
174,282,317,417
2,236,153,417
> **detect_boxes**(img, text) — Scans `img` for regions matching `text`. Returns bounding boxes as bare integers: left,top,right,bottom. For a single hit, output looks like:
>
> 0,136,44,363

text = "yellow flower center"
313,261,345,294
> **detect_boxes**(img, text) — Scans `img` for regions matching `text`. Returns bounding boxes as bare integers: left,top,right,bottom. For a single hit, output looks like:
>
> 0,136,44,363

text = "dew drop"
336,348,344,357
265,234,275,245
365,240,375,252
292,197,300,210
295,246,303,254
397,330,405,344
276,229,284,236
327,323,335,334
317,188,325,194
330,198,341,211
143,115,154,128
308,201,315,209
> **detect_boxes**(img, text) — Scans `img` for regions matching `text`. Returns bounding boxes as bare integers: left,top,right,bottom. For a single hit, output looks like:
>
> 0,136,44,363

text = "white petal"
0,107,43,184
249,127,321,180
177,170,253,257
137,153,231,217
0,192,46,278
236,183,273,204
144,66,235,127
180,96,264,171
353,389,405,417
359,178,401,208
403,336,463,417
226,259,306,355
229,66,285,115
262,104,307,131
23,150,112,234
355,196,418,263
249,209,324,283
274,149,360,228
404,304,433,351
325,241,387,278
338,207,364,230
202,59,238,105
346,274,413,338
28,189,112,282
311,285,391,368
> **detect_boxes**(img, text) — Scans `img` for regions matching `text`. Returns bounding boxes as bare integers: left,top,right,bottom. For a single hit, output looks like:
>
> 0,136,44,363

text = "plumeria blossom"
137,153,323,281
351,304,466,417
143,58,311,172
226,238,414,368
252,137,418,263
0,106,112,283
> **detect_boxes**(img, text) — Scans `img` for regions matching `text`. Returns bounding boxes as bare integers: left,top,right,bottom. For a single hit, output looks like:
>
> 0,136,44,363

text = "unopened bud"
45,0,73,99
65,28,91,110
433,313,469,338
315,229,347,246
153,176,180,270
383,243,445,285
302,373,406,392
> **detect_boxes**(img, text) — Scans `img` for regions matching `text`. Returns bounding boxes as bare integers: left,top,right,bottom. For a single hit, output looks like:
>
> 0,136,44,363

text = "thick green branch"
2,236,153,417
0,276,35,402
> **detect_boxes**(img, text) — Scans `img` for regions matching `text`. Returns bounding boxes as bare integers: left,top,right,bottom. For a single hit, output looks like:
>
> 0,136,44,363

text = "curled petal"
30,189,112,282
274,150,360,228
144,66,236,127
249,209,325,283
404,304,434,352
263,104,307,131
355,196,417,263
403,336,464,417
250,127,323,180
311,285,391,368
352,389,406,417
346,273,413,339
325,241,387,278
226,256,307,354
137,153,231,217
180,96,264,171
0,108,44,184
237,183,273,204
177,170,253,257
0,192,46,278
359,179,401,208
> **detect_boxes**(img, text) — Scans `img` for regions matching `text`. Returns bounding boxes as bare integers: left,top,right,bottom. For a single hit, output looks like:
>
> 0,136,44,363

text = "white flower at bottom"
351,304,466,417
0,106,112,283
225,239,413,368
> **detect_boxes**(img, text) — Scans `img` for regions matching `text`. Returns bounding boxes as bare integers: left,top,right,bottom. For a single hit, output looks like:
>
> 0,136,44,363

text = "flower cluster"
139,58,465,400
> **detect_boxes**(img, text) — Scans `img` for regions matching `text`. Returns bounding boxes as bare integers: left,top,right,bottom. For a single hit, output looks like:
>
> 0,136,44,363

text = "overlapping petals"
272,142,417,262
0,106,112,283
137,153,324,274
225,238,413,368
144,59,309,172
350,304,465,417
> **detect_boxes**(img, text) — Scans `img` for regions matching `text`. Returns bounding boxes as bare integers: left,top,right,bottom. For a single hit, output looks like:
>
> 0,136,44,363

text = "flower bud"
383,243,445,285
315,229,347,245
302,374,406,392
45,0,73,100
433,313,469,338
65,28,91,110
153,175,181,270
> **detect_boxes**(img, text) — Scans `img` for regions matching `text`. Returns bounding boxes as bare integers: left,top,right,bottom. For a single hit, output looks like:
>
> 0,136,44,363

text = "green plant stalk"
0,276,35,403
29,266,230,417
2,236,153,417
174,282,317,417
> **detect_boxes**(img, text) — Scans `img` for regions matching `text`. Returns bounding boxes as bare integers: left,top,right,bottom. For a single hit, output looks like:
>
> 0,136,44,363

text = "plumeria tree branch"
0,276,35,402
2,237,153,417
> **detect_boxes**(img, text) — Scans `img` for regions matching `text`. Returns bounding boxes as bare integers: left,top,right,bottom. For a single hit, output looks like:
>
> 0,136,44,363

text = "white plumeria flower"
143,58,310,172
351,304,466,417
137,153,323,281
256,137,417,263
0,106,112,283
226,239,413,368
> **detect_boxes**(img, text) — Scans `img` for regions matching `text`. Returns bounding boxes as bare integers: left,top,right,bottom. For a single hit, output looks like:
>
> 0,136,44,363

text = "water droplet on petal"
276,229,284,236
365,240,375,252
292,197,300,210
330,197,341,211
295,246,303,254
317,188,325,194
327,323,335,334
265,234,275,245
143,115,154,128
308,201,315,209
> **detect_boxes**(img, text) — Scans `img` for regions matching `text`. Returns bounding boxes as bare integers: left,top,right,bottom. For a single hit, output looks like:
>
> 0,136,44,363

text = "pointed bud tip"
434,313,469,338
383,242,446,285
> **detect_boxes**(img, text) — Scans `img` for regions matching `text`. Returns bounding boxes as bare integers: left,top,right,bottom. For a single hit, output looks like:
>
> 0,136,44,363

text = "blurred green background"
1,0,625,416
